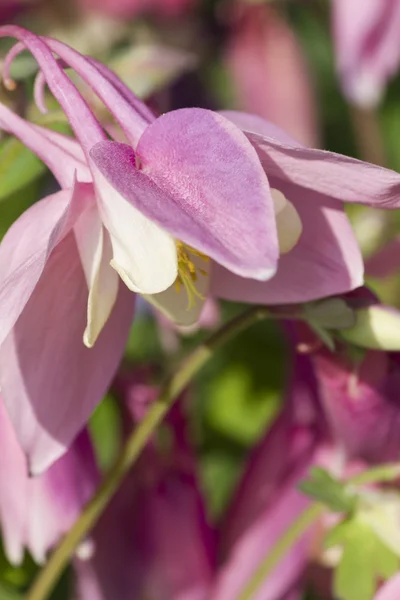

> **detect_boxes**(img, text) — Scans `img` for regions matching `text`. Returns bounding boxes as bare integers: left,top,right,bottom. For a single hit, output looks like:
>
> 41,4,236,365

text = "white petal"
144,251,211,326
74,207,119,348
93,166,178,294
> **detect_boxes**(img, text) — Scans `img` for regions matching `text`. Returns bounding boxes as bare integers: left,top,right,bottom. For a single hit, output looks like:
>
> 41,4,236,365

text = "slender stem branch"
236,503,325,600
27,305,286,600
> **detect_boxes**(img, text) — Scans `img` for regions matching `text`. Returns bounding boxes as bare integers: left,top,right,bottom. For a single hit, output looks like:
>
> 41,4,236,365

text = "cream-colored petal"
74,208,119,348
271,188,303,254
144,251,211,326
93,166,178,294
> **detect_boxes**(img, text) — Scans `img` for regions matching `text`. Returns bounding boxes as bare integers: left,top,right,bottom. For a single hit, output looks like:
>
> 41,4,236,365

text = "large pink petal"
0,182,93,348
91,108,279,280
211,179,364,304
223,111,400,209
0,232,135,474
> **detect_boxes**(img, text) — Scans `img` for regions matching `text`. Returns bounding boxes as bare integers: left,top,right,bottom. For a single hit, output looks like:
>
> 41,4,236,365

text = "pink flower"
0,397,98,565
332,0,400,107
209,355,324,600
312,344,400,463
74,398,215,599
225,3,320,147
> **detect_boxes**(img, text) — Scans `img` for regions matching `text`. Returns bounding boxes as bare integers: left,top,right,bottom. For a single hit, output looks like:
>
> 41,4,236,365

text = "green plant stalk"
27,305,288,600
236,462,400,600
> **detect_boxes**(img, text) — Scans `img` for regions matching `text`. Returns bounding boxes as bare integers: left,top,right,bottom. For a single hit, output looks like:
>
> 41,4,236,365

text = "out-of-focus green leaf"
200,452,240,519
109,45,197,99
0,137,46,202
89,395,122,471
0,583,23,599
299,467,356,514
326,516,399,600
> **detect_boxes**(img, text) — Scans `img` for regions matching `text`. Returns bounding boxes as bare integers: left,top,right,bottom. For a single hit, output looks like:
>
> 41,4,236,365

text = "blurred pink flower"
78,0,195,19
225,4,320,147
333,0,400,107
0,397,98,565
210,355,325,600
312,347,400,463
74,399,215,600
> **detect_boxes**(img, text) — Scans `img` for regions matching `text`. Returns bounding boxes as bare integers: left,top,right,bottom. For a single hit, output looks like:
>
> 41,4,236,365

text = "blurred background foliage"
0,0,399,597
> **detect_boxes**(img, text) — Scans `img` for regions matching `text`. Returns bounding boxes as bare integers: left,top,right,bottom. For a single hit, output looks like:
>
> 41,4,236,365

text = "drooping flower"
332,0,400,107
225,3,320,147
0,397,99,565
0,26,280,471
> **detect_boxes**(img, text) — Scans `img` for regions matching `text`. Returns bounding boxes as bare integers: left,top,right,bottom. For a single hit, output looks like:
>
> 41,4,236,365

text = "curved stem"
27,305,291,600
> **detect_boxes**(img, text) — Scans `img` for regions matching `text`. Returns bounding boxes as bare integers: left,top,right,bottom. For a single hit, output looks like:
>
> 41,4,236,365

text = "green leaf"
0,137,45,201
299,467,356,513
326,516,399,600
307,321,335,351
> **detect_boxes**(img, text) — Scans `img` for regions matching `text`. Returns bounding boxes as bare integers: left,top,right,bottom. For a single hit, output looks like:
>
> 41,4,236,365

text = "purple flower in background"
0,398,98,565
312,345,400,463
79,0,195,19
74,393,215,600
225,3,320,148
209,354,325,600
333,0,400,107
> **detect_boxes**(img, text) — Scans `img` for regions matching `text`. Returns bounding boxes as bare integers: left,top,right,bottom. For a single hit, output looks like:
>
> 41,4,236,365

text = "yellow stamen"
175,241,209,309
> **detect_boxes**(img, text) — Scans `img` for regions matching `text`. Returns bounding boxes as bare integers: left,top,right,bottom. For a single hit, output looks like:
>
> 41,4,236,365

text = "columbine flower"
332,0,400,107
0,397,98,565
225,2,320,147
0,25,282,471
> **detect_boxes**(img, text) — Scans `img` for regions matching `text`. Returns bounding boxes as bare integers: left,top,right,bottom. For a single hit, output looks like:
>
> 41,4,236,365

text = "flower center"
175,242,210,309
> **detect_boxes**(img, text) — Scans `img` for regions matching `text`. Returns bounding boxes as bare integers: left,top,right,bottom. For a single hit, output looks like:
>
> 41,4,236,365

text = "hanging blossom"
0,397,98,565
332,0,400,107
1,28,400,474
0,25,290,474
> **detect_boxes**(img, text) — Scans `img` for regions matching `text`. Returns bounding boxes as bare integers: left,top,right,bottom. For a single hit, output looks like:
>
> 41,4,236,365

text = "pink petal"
91,108,279,280
211,179,364,304
375,574,400,600
0,182,93,348
0,232,134,474
223,111,400,209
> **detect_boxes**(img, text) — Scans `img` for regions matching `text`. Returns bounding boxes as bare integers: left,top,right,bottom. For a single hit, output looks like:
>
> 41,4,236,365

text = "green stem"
236,462,400,600
236,503,325,600
27,305,286,600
